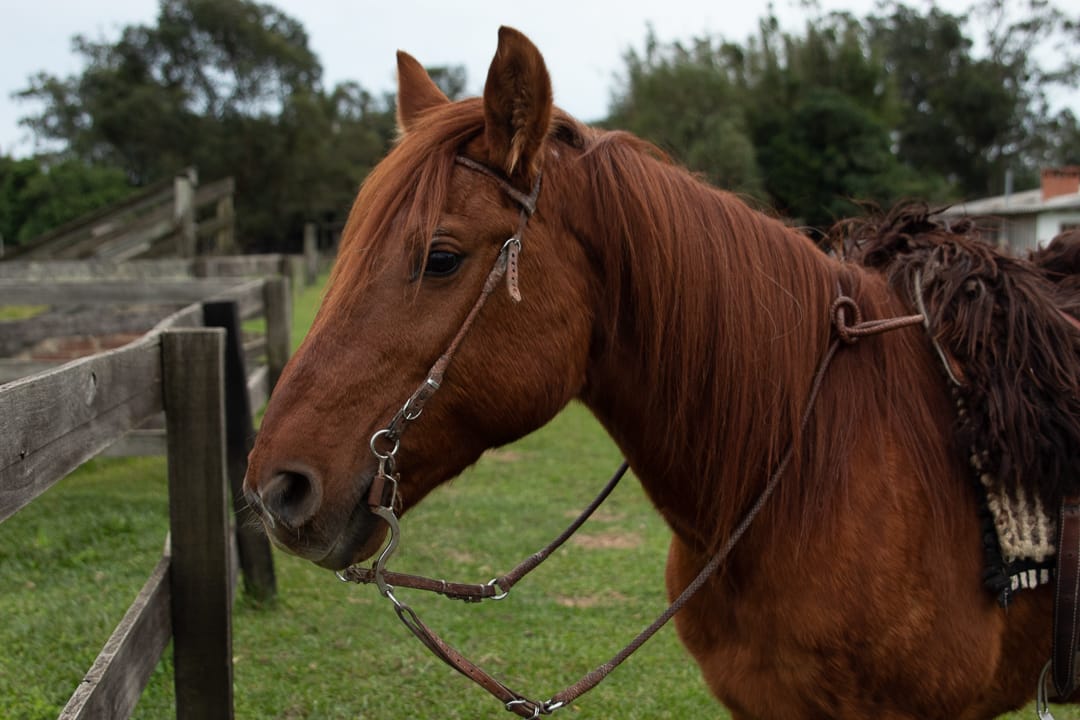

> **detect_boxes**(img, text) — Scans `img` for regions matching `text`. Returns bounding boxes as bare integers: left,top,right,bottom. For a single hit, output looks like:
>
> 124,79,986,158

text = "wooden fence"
3,168,235,262
0,252,309,381
0,240,321,289
0,272,291,718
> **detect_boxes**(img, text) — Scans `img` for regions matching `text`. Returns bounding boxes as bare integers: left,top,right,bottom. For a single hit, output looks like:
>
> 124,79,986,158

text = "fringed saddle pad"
838,209,1080,605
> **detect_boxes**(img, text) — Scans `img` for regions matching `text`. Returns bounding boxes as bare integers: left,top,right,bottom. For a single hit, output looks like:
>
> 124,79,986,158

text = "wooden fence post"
263,276,291,392
215,194,235,255
204,301,276,601
174,170,197,258
303,222,318,285
163,328,233,720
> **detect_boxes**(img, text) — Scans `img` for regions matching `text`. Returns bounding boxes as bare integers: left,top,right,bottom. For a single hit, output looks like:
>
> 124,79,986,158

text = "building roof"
941,187,1080,216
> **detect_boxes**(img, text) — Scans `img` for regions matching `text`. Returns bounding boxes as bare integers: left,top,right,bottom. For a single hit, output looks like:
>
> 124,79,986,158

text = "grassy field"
0,274,1073,719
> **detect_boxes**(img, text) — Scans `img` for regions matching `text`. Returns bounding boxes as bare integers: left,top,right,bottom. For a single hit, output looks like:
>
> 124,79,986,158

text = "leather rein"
337,155,926,718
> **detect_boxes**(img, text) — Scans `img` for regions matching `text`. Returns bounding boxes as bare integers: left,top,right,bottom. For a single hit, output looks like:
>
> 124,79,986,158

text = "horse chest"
663,524,1010,719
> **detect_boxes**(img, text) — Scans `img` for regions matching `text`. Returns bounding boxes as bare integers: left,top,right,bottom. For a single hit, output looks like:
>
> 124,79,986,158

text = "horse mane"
837,204,1080,508
322,99,483,317
556,128,901,551
1030,229,1080,320
329,95,955,553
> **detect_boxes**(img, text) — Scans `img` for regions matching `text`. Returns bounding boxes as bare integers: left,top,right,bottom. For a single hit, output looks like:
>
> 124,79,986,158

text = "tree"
0,156,132,248
607,1,1077,229
608,29,763,196
868,0,1080,195
609,12,940,228
738,11,940,226
15,0,396,251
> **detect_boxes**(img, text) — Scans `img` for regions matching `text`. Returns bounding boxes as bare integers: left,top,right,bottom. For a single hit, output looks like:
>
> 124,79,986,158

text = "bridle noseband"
339,156,926,718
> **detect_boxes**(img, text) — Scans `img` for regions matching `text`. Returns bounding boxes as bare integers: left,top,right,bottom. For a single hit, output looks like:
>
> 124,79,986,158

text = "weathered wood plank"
246,365,269,412
204,301,276,601
163,328,234,720
0,306,177,357
60,204,173,260
10,176,175,259
0,359,61,383
0,278,240,306
92,214,177,262
303,223,319,285
193,177,235,207
262,276,291,393
193,255,286,278
0,258,193,281
229,278,267,320
195,213,232,240
175,174,197,258
0,335,164,522
59,553,172,720
0,254,299,282
152,303,204,332
243,335,267,364
284,255,306,291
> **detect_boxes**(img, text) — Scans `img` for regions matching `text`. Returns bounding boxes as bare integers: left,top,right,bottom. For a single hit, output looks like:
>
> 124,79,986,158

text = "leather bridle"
337,155,926,718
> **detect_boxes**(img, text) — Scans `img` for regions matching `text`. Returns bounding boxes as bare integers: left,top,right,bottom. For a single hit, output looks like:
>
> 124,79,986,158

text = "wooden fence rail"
3,168,235,262
0,276,291,399
0,273,289,718
0,249,319,290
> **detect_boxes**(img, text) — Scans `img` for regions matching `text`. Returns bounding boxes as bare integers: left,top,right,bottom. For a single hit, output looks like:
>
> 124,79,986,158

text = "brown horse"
244,27,1078,719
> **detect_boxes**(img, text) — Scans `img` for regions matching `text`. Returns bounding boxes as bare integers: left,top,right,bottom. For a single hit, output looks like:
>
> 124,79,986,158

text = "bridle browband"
338,155,926,718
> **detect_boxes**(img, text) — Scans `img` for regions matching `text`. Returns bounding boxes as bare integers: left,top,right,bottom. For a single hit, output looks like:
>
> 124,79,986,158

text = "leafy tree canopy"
8,0,1077,245
0,157,131,249
608,0,1080,230
13,0,413,251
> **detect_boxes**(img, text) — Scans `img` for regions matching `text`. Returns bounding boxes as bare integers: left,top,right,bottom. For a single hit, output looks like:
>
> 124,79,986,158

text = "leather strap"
348,462,630,601
346,292,926,716
378,158,541,449
1053,495,1080,698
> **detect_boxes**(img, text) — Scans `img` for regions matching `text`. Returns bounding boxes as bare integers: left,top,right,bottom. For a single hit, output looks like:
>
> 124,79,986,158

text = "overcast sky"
0,0,1019,157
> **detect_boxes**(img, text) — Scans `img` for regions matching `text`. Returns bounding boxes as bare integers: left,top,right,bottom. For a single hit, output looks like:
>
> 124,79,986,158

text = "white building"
941,167,1080,255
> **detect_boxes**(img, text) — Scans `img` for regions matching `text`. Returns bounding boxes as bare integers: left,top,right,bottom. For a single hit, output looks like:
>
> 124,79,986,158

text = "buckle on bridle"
505,698,541,718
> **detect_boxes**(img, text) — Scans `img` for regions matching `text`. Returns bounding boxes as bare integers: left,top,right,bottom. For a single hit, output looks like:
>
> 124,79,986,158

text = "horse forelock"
322,99,485,315
324,101,589,312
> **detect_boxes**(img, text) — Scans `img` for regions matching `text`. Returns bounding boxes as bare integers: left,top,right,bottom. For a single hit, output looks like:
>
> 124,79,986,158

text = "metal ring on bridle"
505,699,541,719
486,577,509,601
369,428,400,460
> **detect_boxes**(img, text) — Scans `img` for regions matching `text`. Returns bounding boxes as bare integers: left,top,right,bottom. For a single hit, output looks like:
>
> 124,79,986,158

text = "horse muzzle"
243,465,388,570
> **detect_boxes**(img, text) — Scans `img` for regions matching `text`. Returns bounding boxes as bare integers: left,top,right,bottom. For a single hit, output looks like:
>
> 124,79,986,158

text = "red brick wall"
1042,166,1080,200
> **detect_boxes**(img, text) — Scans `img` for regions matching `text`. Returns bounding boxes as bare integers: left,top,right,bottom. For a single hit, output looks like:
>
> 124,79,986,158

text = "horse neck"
565,148,840,551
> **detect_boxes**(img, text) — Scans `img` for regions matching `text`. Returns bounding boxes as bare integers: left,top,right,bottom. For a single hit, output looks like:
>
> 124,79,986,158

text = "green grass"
0,272,1075,719
0,304,47,320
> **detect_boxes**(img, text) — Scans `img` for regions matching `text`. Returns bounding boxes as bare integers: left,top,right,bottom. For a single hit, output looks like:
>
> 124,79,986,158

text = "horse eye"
424,250,462,278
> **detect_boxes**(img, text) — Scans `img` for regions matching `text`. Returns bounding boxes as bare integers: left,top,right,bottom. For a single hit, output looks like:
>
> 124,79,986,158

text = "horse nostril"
260,470,322,529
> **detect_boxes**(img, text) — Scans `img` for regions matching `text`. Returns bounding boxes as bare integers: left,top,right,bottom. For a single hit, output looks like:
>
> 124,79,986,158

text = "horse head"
243,28,595,569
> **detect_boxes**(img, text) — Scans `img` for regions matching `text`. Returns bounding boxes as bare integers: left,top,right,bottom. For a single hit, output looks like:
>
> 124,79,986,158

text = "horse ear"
396,50,450,133
482,26,552,179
